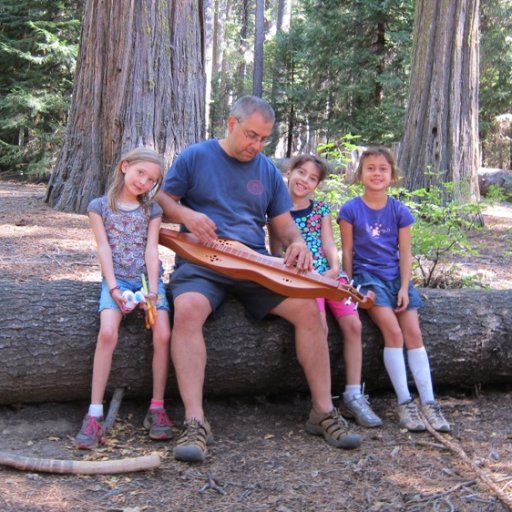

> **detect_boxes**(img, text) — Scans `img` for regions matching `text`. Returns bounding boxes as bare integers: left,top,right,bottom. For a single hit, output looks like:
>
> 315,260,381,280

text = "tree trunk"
269,0,286,154
235,0,249,98
207,0,220,137
252,0,264,97
45,0,205,214
398,0,480,202
1,280,511,405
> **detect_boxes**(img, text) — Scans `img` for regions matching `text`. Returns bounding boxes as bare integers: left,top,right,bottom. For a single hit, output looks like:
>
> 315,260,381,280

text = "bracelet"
109,285,120,295
149,290,158,296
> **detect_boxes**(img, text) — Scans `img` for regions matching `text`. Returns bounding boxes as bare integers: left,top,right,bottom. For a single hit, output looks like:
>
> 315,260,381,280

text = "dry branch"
0,452,161,475
419,410,512,511
104,387,125,431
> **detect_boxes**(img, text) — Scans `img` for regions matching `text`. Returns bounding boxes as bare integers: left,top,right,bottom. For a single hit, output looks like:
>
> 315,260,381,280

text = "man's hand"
183,210,217,243
283,240,313,272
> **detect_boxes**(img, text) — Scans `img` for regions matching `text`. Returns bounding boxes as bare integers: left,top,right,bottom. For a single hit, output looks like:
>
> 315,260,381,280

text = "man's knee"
291,299,323,329
174,292,211,326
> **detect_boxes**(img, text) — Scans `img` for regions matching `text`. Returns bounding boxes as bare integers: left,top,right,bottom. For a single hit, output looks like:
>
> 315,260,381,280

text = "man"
158,95,362,462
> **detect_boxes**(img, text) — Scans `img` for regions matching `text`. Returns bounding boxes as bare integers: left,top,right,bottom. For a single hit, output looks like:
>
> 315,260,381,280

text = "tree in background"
0,0,81,178
479,0,512,169
272,0,414,156
45,0,205,213
398,0,480,201
206,0,291,138
2,1,510,182
252,0,264,97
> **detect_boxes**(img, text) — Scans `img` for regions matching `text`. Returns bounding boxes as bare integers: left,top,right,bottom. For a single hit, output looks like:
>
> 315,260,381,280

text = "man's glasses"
236,119,271,146
242,128,271,146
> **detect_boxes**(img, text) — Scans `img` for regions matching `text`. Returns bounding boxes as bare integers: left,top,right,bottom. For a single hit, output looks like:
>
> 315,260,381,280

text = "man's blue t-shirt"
337,196,415,280
162,139,292,254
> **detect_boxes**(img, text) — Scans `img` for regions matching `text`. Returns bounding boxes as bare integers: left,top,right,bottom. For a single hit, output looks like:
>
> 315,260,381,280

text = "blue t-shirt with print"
337,196,415,280
291,200,331,273
163,139,292,255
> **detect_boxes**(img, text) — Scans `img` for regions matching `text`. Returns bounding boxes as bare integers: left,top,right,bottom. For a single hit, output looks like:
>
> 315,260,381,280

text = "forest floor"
1,181,512,512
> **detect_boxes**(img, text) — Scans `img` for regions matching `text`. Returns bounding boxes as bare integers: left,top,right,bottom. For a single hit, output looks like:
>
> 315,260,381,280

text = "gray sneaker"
340,394,383,428
421,401,451,432
398,399,426,432
173,418,214,462
305,408,362,449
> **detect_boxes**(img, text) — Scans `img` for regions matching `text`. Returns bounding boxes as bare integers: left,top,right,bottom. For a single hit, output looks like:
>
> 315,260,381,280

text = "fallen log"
1,279,511,405
478,168,512,199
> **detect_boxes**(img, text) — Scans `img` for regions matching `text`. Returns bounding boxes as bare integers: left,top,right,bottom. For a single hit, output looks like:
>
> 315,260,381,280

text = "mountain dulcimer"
159,228,375,309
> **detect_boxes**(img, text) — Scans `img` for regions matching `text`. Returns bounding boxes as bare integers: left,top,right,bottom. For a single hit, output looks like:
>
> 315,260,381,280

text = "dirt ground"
1,181,512,512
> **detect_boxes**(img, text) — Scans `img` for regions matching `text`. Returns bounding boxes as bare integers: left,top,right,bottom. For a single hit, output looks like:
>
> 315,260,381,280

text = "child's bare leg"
337,314,382,427
336,315,362,385
76,309,122,449
143,309,173,440
369,306,404,348
90,309,123,404
151,310,171,400
397,309,423,349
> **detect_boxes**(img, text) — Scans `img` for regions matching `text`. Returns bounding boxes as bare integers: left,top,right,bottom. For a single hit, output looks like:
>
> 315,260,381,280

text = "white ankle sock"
407,347,435,404
343,384,361,401
383,347,411,404
88,404,103,417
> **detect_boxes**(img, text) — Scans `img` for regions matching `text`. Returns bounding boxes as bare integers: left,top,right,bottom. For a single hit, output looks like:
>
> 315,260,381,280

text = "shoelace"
404,402,422,421
328,409,350,429
425,403,444,421
355,384,375,411
152,409,171,427
83,416,102,436
353,394,372,411
181,419,204,441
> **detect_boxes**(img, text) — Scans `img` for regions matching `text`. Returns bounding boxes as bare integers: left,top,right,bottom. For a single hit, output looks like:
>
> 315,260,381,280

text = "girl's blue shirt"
337,196,415,281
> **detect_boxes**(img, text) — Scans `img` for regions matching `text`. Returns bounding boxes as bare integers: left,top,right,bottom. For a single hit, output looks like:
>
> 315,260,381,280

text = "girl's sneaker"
340,394,383,428
421,401,451,432
398,400,426,432
74,414,105,449
143,408,173,440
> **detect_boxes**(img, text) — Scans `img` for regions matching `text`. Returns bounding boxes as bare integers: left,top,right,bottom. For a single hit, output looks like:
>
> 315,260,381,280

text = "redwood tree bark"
45,0,205,214
398,0,480,202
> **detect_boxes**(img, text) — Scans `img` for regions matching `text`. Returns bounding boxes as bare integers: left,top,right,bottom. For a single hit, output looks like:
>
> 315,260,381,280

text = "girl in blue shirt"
338,146,450,433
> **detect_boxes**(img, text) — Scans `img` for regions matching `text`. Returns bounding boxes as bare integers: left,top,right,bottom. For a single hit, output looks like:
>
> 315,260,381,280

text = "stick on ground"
0,387,162,475
104,387,125,431
0,452,161,474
